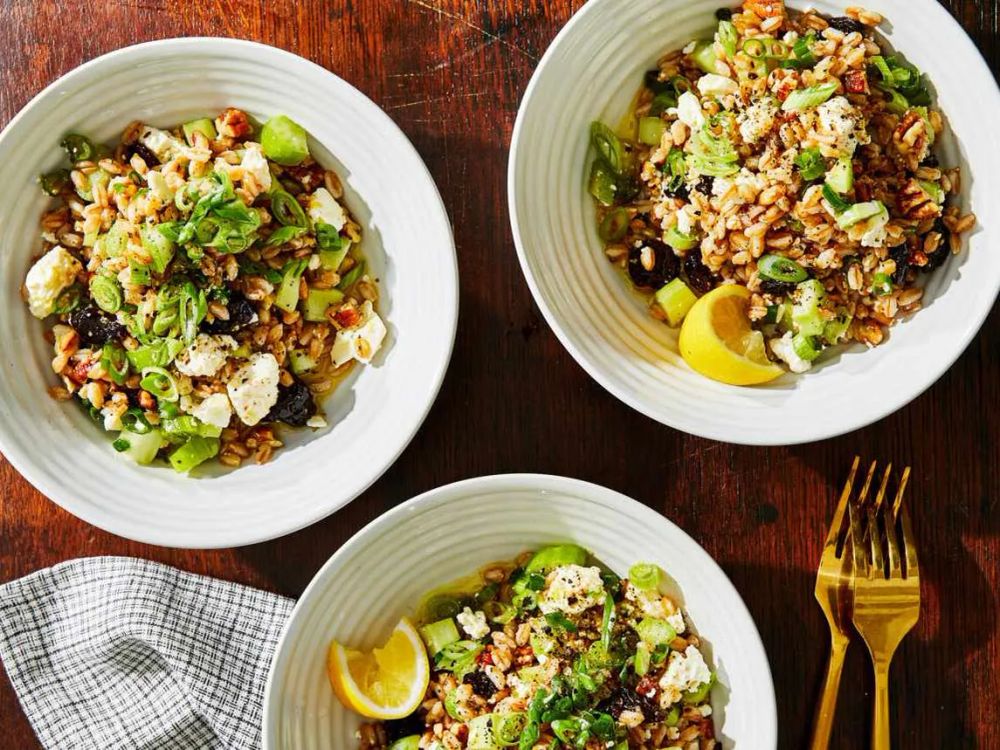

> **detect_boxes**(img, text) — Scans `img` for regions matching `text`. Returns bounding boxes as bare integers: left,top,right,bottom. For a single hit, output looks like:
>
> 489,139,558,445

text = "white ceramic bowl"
0,38,457,548
509,0,1000,446
263,474,777,750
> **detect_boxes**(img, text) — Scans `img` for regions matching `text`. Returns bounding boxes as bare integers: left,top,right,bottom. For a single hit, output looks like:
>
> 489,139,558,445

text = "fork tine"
857,460,878,509
848,500,869,579
872,463,892,513
828,456,860,554
883,493,903,579
867,505,885,579
891,466,912,521
899,499,919,579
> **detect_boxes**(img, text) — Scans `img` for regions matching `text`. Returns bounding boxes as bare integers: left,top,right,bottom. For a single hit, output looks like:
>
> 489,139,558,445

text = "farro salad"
588,1,977,379
345,546,717,750
24,109,384,472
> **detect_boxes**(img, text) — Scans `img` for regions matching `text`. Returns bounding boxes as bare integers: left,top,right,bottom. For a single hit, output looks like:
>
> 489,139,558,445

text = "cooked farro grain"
24,110,385,472
346,546,717,749
588,0,974,376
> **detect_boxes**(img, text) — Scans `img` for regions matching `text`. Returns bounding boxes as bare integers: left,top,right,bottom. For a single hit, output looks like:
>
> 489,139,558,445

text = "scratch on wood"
408,0,538,61
387,90,490,110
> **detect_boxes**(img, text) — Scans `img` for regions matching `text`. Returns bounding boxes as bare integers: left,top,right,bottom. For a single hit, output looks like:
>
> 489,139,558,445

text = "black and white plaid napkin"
0,557,294,750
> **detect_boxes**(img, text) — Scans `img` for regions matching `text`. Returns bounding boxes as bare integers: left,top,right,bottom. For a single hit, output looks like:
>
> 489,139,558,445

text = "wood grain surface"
1,1,998,747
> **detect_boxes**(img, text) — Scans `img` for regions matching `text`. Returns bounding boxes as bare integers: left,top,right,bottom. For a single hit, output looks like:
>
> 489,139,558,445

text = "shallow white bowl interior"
0,38,457,548
263,474,777,750
509,0,1000,445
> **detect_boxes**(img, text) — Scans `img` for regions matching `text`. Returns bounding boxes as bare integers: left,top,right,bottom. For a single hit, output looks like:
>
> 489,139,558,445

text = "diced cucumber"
289,349,317,375
419,618,461,657
387,737,420,750
791,279,826,337
655,279,698,327
638,116,667,146
182,118,217,145
118,429,163,465
260,115,309,166
791,333,822,362
691,40,718,74
836,200,886,230
635,617,677,646
302,288,345,322
319,245,350,271
823,308,853,344
525,544,588,574
825,155,853,194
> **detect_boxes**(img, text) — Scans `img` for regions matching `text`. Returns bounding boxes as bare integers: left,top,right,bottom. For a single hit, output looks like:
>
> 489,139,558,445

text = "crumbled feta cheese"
539,565,605,616
666,611,686,635
769,331,812,374
101,406,123,432
675,92,706,131
191,392,233,429
307,254,321,271
858,208,890,248
330,301,387,367
697,73,739,98
675,204,699,236
699,704,714,717
456,607,490,639
738,98,778,144
308,187,348,231
146,170,175,202
815,96,869,156
227,352,280,426
306,415,328,429
240,142,272,192
625,581,670,620
139,126,187,163
658,646,713,707
174,334,237,378
25,246,82,318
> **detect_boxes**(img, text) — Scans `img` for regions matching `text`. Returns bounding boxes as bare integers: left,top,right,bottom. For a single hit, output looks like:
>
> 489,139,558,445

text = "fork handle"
872,657,891,750
808,634,849,750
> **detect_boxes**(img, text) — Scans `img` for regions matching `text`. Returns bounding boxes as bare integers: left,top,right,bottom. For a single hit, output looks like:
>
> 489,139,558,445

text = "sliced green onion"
129,259,152,287
544,611,578,633
794,148,826,181
742,38,767,59
434,640,483,679
269,186,309,227
628,562,662,591
649,91,677,117
590,121,626,174
89,275,122,313
101,343,129,385
261,115,309,166
598,208,630,242
655,278,698,326
52,284,82,315
718,20,738,58
141,224,176,274
275,258,308,312
782,82,839,112
483,600,516,624
638,116,667,146
870,55,894,84
759,254,808,283
140,366,179,402
168,435,220,473
126,338,184,371
664,226,698,251
338,260,366,291
493,712,526,746
112,438,130,452
61,133,96,163
871,272,893,296
836,200,886,230
823,308,853,344
822,183,852,214
121,408,153,435
825,155,854,195
683,672,716,704
601,592,616,649
588,160,618,206
178,282,207,343
792,333,822,362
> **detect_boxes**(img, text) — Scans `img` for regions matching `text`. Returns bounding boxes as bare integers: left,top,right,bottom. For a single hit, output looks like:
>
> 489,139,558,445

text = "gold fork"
849,463,920,750
809,456,872,750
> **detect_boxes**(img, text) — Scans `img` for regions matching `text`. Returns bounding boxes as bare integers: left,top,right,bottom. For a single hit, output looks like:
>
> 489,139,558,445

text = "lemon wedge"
678,285,784,386
327,617,430,719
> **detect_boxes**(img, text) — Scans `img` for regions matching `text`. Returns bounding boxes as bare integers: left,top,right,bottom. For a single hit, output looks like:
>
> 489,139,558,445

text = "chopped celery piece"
664,704,682,726
525,544,588,574
664,226,698,251
118,429,163,465
791,333,822,362
791,279,827,336
638,116,667,146
655,279,698,327
275,258,307,312
141,224,176,274
781,82,839,112
824,308,853,344
691,40,718,74
260,115,309,166
289,349,317,374
918,179,945,204
126,338,184,370
303,287,345,322
822,183,852,214
718,20,738,58
420,618,461,656
319,245,350,272
825,156,854,194
182,118,217,145
466,714,500,750
635,641,652,676
837,200,886,230
387,738,420,750
168,435,220,473
635,617,677,646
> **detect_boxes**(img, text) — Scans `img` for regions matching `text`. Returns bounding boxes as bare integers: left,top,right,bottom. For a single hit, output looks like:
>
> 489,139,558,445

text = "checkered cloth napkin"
0,557,294,749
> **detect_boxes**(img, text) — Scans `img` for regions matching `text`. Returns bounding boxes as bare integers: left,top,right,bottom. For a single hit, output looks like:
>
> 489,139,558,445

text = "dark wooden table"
1,1,997,747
